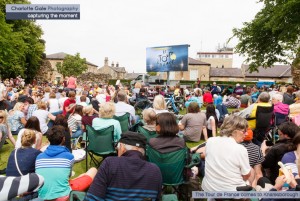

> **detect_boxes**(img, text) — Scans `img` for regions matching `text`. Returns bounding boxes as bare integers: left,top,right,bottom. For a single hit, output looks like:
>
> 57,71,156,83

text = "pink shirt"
67,77,76,89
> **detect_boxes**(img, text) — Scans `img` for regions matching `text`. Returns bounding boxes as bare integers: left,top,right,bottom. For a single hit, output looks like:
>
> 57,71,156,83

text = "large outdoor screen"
146,44,188,72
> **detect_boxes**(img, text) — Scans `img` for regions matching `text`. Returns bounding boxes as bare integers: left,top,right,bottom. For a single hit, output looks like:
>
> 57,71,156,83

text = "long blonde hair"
13,102,24,112
0,110,8,125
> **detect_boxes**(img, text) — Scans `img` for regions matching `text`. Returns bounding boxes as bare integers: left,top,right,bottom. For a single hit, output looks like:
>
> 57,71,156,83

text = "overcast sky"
31,0,263,73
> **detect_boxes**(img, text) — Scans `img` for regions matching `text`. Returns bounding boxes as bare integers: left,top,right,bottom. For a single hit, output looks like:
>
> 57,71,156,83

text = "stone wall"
77,72,112,83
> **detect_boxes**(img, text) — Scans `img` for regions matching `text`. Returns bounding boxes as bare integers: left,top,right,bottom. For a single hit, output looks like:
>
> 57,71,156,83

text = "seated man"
35,125,97,200
261,122,300,184
115,90,136,125
86,131,162,201
238,92,272,130
223,93,241,109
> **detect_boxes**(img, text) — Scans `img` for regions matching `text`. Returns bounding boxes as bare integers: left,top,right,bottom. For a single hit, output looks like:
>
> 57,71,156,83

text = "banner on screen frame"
146,44,189,72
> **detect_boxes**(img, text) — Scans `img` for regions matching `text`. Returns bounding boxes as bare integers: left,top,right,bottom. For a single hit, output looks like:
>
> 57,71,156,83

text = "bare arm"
48,113,56,121
35,132,43,150
178,123,185,131
65,104,76,113
242,170,252,181
7,127,16,146
211,118,216,137
202,126,208,141
20,117,27,126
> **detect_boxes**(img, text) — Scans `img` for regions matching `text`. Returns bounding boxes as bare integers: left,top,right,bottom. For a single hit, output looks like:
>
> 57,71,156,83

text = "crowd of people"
0,75,300,200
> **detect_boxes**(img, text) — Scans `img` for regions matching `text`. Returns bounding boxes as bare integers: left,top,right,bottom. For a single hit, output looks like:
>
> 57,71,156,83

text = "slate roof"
46,52,98,67
243,64,291,78
188,57,211,66
125,73,143,80
210,67,243,77
109,66,126,73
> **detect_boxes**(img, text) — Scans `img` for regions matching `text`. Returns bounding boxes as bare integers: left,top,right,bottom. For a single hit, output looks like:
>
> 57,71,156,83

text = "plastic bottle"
282,183,289,191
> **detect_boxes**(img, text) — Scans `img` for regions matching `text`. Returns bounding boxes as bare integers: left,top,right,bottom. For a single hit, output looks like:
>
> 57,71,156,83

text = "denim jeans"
47,110,63,128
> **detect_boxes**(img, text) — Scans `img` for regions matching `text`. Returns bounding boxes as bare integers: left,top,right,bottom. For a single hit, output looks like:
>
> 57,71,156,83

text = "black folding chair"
252,105,274,145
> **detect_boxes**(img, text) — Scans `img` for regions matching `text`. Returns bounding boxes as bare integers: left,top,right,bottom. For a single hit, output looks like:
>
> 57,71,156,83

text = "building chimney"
116,62,119,67
111,61,114,67
104,57,108,66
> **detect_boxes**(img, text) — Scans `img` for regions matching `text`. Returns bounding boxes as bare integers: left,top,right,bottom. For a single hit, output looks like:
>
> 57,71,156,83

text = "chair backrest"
147,146,187,186
255,105,274,129
274,112,289,126
113,113,130,133
137,126,158,142
86,125,115,155
69,190,86,201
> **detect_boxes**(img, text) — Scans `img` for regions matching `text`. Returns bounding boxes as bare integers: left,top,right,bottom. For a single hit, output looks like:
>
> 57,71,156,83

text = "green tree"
148,72,157,76
232,0,300,84
56,53,88,77
0,0,45,80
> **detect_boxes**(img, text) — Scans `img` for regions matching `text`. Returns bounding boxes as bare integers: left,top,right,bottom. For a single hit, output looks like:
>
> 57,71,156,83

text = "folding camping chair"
85,125,116,171
113,113,130,133
137,125,158,143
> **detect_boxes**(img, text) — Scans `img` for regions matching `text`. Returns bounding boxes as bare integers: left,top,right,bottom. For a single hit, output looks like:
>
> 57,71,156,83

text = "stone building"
98,57,127,79
197,48,233,68
159,57,211,81
36,52,98,83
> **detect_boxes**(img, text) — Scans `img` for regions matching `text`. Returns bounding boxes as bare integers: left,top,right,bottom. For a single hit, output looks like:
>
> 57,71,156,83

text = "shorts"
69,175,93,191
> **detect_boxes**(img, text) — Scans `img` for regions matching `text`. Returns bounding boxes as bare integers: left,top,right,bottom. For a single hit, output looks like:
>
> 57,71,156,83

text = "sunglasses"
0,117,4,119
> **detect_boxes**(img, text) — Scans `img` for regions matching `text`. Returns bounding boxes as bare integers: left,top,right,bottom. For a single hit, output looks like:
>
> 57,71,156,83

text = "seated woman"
15,116,43,150
6,129,41,176
201,115,252,191
149,113,185,154
82,105,97,132
92,102,122,143
179,102,207,142
0,110,16,151
152,95,169,114
7,102,27,135
68,105,84,139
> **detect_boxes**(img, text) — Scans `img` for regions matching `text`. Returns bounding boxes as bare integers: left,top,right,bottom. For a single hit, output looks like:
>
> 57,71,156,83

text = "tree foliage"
232,0,300,83
56,53,88,77
0,0,45,80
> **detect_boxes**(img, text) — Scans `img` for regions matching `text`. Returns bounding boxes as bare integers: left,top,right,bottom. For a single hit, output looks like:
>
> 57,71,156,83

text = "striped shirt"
85,150,162,201
241,141,264,167
35,145,74,200
0,173,44,201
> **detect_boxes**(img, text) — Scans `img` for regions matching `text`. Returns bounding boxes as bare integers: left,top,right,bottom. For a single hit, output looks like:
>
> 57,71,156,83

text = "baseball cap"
119,131,147,149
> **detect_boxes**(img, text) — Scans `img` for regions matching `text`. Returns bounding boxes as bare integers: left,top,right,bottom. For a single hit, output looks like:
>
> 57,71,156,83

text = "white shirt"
59,97,68,109
115,101,135,123
202,136,251,191
48,99,60,113
32,110,49,134
15,128,41,149
96,94,106,104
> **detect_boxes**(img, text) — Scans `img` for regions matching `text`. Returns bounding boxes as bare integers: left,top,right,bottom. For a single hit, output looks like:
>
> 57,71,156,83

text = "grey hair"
220,115,248,137
258,92,270,103
272,93,283,102
124,144,145,156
